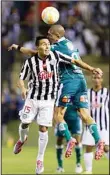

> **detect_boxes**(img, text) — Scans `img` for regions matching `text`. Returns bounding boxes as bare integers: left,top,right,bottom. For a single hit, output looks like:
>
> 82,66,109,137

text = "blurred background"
1,1,109,174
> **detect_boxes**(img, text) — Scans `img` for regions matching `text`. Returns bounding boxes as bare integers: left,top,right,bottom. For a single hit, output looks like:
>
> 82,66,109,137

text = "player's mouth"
45,50,50,54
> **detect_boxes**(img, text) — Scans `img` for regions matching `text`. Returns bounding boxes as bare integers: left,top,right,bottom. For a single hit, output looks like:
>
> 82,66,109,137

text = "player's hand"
8,44,18,51
21,87,28,100
92,68,103,77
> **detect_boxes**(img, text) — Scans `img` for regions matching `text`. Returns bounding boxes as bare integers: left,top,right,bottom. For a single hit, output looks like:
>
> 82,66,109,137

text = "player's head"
92,74,103,87
47,24,65,44
35,36,50,57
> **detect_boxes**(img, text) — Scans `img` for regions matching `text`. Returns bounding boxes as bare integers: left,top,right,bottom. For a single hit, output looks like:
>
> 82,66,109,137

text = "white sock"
19,123,29,142
84,152,93,172
37,131,48,162
105,152,109,159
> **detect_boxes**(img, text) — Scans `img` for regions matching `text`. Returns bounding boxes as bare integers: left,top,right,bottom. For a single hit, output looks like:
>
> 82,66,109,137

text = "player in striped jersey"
13,36,80,174
8,25,104,162
82,74,109,174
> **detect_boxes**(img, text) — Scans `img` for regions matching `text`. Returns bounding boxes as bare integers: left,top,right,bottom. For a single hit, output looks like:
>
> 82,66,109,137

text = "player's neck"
93,85,102,92
38,53,48,61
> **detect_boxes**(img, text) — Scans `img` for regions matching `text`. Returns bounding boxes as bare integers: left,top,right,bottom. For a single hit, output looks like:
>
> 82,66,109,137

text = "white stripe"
20,60,29,80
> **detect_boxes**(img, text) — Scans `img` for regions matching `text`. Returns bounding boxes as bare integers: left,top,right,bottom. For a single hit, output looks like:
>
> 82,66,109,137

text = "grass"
2,122,109,174
2,146,109,174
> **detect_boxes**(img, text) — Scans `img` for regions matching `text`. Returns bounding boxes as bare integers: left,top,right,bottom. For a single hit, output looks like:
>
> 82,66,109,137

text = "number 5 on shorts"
24,106,31,113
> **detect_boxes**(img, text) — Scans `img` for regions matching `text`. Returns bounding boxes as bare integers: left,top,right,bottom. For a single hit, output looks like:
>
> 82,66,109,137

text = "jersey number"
24,106,31,113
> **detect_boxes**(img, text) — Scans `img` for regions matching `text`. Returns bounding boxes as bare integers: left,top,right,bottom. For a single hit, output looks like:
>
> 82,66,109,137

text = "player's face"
47,29,58,44
38,39,50,57
92,74,103,86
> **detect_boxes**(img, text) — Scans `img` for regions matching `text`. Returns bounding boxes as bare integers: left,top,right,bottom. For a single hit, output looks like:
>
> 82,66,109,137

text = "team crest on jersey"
38,71,53,80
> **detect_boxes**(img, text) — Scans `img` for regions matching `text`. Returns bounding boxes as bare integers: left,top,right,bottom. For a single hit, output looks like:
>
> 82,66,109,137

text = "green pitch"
2,146,109,174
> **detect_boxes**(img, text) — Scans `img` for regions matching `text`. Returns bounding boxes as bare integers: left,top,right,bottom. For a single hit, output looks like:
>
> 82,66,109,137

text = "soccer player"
13,36,80,174
55,104,83,173
82,74,109,174
8,25,104,161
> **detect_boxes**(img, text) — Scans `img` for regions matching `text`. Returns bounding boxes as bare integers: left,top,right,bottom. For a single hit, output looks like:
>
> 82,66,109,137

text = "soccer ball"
41,7,59,24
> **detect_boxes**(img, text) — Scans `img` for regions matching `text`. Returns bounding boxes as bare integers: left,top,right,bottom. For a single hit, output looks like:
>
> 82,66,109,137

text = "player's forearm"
8,44,37,56
73,59,94,72
19,47,37,56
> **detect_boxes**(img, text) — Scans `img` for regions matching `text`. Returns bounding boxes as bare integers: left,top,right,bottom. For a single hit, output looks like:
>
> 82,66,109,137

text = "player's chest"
31,58,57,80
90,91,107,108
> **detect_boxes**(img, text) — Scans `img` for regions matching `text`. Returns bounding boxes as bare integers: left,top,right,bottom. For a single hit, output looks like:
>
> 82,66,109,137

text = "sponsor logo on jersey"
80,95,88,102
38,71,53,80
62,96,71,103
91,103,102,108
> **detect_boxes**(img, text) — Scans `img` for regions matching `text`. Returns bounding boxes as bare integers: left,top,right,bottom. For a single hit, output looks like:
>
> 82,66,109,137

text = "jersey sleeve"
19,59,31,80
56,51,72,63
72,49,81,60
51,44,57,52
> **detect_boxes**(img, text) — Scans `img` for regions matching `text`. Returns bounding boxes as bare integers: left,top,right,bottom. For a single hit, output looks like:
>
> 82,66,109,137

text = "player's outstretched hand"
8,44,18,51
92,68,103,77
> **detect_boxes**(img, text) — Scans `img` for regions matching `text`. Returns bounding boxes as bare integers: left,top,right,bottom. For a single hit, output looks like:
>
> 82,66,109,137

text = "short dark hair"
35,36,48,46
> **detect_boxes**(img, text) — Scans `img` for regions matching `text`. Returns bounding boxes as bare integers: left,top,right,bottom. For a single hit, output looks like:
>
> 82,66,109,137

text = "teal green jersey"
51,37,83,80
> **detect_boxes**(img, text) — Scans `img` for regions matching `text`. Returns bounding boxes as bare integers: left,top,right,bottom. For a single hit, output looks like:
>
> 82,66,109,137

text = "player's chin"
45,51,50,55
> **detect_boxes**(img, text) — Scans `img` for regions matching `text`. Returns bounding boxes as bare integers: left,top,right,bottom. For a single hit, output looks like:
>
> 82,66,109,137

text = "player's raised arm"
8,44,37,57
56,51,103,76
73,59,103,76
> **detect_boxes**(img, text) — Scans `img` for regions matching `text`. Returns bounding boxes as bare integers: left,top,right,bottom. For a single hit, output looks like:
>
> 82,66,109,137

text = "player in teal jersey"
55,104,83,173
8,25,104,161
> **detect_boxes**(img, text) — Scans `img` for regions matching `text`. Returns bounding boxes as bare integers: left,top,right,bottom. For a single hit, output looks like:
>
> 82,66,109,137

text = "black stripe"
104,90,108,130
20,63,25,73
53,51,59,63
94,91,97,123
105,112,107,130
53,51,59,87
99,88,103,130
44,60,49,100
28,58,36,99
59,53,71,63
48,55,55,99
34,56,42,100
23,65,29,80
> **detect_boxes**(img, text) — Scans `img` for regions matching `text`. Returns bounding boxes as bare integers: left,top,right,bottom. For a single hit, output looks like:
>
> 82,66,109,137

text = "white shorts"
82,128,109,146
19,98,55,127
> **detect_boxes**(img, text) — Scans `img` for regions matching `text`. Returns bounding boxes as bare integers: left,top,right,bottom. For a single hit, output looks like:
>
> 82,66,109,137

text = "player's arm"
57,51,103,76
72,59,103,76
8,44,37,56
17,59,31,100
17,79,28,100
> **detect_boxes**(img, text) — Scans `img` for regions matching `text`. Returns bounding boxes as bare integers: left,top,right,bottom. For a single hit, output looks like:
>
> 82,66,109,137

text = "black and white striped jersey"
88,88,109,130
19,51,72,100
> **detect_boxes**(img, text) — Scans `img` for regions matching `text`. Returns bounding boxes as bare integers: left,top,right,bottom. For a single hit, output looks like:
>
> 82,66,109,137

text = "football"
41,7,59,24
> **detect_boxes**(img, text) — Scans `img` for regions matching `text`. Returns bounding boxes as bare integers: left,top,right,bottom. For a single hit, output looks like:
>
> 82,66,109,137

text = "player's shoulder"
102,87,109,93
25,55,37,66
87,88,92,92
65,38,79,52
